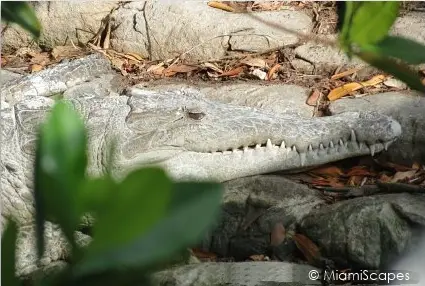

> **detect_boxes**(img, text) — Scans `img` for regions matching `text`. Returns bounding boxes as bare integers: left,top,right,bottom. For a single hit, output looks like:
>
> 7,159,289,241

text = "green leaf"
348,2,399,46
362,36,425,65
34,101,88,257
1,220,21,286
74,181,223,276
356,51,425,93
337,2,361,50
1,2,41,38
78,177,117,214
85,168,173,256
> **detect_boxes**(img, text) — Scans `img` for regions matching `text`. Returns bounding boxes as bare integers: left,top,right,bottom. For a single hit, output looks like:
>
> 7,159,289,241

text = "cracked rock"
110,1,312,61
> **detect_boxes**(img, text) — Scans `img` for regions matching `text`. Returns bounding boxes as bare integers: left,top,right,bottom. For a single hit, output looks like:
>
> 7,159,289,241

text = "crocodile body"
0,54,402,275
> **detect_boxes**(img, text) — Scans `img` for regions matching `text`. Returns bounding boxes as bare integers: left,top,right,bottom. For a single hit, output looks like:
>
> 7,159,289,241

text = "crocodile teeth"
255,144,261,149
292,146,297,152
232,149,238,153
339,139,344,146
384,141,391,151
243,147,249,152
370,144,375,156
329,141,334,148
280,141,286,148
350,130,356,142
308,145,313,152
300,153,306,166
359,142,364,150
266,139,273,148
319,143,325,150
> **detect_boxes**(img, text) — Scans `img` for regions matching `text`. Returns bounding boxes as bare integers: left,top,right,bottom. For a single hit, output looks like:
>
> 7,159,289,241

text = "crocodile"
1,53,402,276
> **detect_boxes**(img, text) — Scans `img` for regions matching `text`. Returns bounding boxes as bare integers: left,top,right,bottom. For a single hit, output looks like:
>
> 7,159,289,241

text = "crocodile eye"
187,111,205,120
183,106,205,120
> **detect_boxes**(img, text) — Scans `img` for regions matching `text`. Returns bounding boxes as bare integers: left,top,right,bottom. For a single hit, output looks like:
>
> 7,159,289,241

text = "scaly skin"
0,54,402,276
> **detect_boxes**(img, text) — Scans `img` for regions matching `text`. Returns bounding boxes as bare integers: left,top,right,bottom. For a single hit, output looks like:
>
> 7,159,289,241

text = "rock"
294,11,425,75
383,78,408,89
110,1,312,61
201,176,325,259
299,196,412,269
0,70,23,85
294,35,366,73
391,236,425,286
378,193,425,226
392,12,425,45
1,2,119,53
329,92,425,165
291,59,314,74
151,261,321,286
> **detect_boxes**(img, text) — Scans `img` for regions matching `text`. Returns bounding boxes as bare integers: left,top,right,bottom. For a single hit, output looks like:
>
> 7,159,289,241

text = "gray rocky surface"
299,196,413,269
201,176,325,259
110,1,312,61
294,11,425,74
1,69,23,84
151,261,321,286
1,1,118,53
392,11,425,45
1,1,312,62
294,35,366,73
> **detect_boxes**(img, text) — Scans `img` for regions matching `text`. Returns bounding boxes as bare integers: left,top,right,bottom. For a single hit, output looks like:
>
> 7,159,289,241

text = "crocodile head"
111,87,401,182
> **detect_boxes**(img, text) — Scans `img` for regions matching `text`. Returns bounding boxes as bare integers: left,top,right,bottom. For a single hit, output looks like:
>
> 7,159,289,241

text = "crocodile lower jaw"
119,135,395,182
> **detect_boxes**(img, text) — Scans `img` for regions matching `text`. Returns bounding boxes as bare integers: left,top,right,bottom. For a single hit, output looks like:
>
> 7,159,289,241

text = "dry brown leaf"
331,68,361,80
346,166,376,177
125,52,144,61
51,46,83,60
270,222,286,247
29,52,50,65
191,248,217,260
147,63,165,75
207,1,235,12
379,173,393,183
163,64,198,77
111,57,125,71
15,47,37,58
202,62,223,73
347,175,364,186
327,82,363,101
306,89,321,106
207,71,220,78
240,57,267,68
328,75,387,101
309,166,344,177
249,254,266,261
390,170,418,183
252,1,286,11
293,233,321,265
218,66,244,77
267,63,280,80
412,162,422,170
30,64,43,73
311,177,345,188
